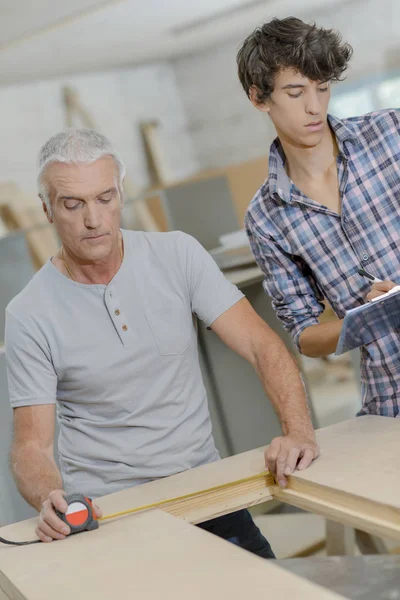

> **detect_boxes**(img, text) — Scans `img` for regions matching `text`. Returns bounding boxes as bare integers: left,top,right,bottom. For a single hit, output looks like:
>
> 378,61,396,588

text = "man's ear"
249,86,270,113
40,195,53,224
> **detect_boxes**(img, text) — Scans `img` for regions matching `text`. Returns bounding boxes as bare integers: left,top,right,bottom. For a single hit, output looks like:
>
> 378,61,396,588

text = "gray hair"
37,129,126,214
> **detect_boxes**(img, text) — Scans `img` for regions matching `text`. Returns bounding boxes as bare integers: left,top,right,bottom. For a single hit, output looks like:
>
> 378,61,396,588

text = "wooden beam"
0,202,58,270
140,121,173,187
92,445,273,525
273,416,400,542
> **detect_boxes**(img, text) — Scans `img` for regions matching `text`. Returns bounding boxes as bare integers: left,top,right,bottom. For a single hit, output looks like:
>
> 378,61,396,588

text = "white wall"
0,0,398,198
0,63,199,198
173,0,400,170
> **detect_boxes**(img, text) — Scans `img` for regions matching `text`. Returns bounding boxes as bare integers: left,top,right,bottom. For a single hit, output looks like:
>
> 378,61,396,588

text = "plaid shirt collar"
268,114,359,204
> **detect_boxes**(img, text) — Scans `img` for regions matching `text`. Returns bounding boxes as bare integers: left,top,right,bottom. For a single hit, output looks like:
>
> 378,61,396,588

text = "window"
329,71,400,118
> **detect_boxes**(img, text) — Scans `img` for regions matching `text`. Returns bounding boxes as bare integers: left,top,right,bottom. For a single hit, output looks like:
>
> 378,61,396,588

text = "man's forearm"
252,329,314,438
299,319,343,358
11,443,63,511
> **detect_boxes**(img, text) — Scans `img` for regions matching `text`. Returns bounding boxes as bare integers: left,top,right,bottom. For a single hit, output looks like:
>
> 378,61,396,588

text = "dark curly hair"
237,17,353,103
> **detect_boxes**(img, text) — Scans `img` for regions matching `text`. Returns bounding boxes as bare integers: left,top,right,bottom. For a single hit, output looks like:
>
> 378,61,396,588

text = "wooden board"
0,510,345,600
224,155,268,223
145,155,268,232
0,182,59,270
97,446,272,524
140,121,173,187
273,416,400,541
0,446,272,545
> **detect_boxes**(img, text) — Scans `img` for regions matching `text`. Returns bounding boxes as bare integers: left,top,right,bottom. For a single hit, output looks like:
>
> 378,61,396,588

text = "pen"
358,268,382,283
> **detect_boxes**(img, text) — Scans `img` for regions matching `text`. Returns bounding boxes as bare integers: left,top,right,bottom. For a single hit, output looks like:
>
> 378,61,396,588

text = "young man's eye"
99,198,112,204
318,87,329,92
288,92,302,98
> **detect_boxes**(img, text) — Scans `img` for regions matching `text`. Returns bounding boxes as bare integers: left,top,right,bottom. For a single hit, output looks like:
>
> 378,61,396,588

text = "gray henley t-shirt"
5,230,244,498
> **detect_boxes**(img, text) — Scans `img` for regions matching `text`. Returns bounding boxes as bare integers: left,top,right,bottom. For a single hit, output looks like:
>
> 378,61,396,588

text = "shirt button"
122,325,128,331
362,254,369,262
114,309,120,316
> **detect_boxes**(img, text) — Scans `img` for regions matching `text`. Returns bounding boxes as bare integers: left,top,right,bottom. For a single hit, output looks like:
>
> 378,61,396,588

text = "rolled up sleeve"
246,213,324,351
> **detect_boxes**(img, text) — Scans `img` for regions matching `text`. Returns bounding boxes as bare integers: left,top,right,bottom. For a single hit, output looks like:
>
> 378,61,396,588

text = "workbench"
0,416,398,600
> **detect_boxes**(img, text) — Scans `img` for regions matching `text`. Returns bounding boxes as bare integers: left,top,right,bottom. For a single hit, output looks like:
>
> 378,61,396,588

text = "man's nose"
305,90,321,116
83,204,101,229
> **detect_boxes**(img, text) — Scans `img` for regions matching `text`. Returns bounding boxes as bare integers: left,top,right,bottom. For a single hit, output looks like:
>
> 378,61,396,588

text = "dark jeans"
197,509,275,559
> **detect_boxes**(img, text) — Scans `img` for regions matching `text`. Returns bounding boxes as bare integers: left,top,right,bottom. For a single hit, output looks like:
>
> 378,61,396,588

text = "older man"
6,129,317,556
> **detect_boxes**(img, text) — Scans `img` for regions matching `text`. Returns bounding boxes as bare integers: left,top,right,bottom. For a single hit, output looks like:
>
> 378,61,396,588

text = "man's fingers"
49,490,68,513
367,290,386,301
41,501,70,535
266,436,318,484
297,448,315,470
284,447,301,476
35,527,53,543
275,449,290,487
36,520,66,542
366,280,396,301
265,441,280,475
93,503,103,519
373,281,396,292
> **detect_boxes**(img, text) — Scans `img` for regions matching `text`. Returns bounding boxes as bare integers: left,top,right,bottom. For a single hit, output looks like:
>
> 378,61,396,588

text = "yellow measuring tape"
99,471,274,522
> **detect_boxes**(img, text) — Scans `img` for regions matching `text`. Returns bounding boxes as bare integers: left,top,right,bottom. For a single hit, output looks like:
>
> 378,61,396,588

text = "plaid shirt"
245,110,400,417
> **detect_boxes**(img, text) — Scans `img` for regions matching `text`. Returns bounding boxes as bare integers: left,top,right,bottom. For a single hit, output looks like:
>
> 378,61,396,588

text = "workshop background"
0,0,398,560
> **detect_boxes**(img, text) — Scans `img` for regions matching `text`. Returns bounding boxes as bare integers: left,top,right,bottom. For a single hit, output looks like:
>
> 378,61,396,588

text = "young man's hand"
366,280,397,301
265,433,320,488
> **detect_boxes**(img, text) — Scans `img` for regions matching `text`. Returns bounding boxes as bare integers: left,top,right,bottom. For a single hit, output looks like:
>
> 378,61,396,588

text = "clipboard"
336,286,400,355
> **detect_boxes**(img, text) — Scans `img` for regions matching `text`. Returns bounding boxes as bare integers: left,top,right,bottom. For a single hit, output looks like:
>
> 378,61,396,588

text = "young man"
5,129,318,553
237,17,400,417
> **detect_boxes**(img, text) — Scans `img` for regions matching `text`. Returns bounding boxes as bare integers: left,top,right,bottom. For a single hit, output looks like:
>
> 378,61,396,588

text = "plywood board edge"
0,568,23,600
273,478,400,542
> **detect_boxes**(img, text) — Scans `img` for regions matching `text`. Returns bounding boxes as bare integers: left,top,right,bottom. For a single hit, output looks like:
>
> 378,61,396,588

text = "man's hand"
265,434,320,488
366,280,397,301
35,490,103,542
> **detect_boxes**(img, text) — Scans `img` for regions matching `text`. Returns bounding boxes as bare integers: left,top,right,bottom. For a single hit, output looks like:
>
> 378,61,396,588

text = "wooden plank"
0,447,273,545
140,121,173,186
97,445,272,524
224,155,268,222
0,510,345,600
0,199,58,270
146,192,169,231
273,416,400,541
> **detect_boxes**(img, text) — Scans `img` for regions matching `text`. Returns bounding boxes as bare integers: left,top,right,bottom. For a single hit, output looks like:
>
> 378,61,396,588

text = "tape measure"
0,493,99,546
56,494,99,534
